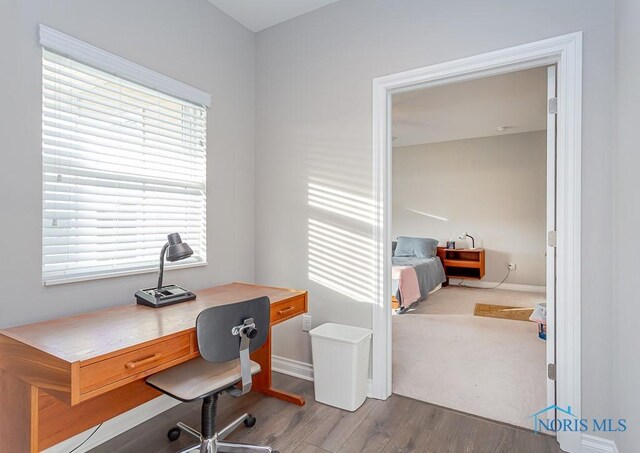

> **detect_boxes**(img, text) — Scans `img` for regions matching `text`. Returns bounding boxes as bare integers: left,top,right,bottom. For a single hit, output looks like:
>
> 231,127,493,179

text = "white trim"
581,435,620,453
546,64,558,412
447,279,546,293
43,395,179,453
38,24,211,107
372,33,582,453
271,355,314,381
554,32,583,453
43,261,207,286
271,355,375,398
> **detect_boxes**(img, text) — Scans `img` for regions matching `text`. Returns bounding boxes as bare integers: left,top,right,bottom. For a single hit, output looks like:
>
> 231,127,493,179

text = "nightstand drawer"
443,259,481,268
79,335,191,394
271,294,307,325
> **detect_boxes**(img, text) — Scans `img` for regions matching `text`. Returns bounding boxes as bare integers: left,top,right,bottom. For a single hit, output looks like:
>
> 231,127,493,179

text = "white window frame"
39,25,211,285
39,25,212,107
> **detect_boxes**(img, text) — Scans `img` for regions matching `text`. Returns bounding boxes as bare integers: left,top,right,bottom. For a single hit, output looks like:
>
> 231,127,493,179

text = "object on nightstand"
135,233,197,308
458,231,476,249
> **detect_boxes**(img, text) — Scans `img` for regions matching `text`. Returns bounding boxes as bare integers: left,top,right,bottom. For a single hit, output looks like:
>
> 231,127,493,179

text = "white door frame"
371,33,582,452
546,65,558,411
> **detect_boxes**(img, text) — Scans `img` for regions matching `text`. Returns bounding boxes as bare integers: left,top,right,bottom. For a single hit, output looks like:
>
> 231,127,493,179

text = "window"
40,26,210,285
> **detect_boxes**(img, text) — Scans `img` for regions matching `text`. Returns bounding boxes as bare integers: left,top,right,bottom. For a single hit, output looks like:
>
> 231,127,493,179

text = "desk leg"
250,326,305,406
0,369,38,453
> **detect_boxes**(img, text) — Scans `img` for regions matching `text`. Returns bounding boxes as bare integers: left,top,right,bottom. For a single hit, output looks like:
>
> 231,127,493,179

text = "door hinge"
548,231,557,248
548,97,558,115
548,363,556,381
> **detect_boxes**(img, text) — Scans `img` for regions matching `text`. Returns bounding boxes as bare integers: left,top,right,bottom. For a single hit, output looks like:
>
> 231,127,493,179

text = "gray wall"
614,0,640,449
393,132,547,287
0,0,256,328
255,0,615,430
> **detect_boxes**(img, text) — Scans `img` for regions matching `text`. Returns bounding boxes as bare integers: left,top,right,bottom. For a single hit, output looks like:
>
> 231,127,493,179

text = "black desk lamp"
135,233,197,308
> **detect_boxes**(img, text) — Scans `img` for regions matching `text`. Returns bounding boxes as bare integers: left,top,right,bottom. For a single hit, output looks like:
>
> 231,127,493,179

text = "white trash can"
309,323,372,411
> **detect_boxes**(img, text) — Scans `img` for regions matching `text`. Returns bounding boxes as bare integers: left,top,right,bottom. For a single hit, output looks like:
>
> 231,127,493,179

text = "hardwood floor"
89,373,561,453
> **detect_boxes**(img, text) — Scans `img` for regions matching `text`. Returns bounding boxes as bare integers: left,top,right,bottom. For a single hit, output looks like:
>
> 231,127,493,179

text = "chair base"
178,440,273,453
172,413,274,453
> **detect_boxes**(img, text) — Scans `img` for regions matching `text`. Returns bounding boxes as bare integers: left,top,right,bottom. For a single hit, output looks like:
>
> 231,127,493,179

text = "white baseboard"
271,355,314,381
581,434,619,453
43,395,179,453
272,354,375,398
449,279,546,293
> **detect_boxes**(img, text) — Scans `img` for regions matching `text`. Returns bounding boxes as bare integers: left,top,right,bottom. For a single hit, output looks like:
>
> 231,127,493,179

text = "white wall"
0,0,255,328
392,132,546,286
255,0,615,430
613,0,640,450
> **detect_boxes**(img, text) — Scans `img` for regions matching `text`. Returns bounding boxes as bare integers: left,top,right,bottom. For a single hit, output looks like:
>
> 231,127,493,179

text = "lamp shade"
165,233,193,262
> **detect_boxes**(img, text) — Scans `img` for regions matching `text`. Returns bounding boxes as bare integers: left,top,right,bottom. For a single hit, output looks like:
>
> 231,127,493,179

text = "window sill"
43,261,208,286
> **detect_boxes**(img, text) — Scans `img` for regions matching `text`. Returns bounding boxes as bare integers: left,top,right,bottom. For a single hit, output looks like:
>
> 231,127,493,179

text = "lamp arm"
466,234,475,248
156,243,169,291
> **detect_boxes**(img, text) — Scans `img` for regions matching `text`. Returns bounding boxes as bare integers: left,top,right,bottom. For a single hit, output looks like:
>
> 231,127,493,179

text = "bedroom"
390,66,550,428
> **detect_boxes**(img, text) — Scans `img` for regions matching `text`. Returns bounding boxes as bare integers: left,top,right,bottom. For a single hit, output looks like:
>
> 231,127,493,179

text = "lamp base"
135,284,196,308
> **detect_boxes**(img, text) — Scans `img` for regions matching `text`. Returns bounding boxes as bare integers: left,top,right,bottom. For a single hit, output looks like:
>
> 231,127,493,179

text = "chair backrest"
196,296,270,363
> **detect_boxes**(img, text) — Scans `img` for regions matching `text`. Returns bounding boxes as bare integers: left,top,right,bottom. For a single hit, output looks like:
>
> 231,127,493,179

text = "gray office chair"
146,296,275,453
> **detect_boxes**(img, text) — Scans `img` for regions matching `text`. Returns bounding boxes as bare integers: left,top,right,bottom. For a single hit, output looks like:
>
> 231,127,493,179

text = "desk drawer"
271,294,306,325
79,335,191,394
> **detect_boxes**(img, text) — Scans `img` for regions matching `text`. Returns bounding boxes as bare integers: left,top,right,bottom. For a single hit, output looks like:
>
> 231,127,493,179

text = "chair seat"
146,357,261,402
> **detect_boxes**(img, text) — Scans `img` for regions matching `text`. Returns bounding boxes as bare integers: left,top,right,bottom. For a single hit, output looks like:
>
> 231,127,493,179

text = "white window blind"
42,48,207,285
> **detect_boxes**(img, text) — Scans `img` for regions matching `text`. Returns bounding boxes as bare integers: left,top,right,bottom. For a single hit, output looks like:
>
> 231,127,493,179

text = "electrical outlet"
302,314,312,332
508,263,517,271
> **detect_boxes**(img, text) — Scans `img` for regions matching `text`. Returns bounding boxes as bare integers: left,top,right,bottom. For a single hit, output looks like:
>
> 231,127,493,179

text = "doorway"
371,33,582,452
389,65,552,428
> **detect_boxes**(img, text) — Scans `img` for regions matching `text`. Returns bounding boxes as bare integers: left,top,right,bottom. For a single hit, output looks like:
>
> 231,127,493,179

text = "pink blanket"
392,266,421,308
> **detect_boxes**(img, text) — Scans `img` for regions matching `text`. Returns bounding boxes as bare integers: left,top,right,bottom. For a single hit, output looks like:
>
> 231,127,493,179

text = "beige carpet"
392,286,546,429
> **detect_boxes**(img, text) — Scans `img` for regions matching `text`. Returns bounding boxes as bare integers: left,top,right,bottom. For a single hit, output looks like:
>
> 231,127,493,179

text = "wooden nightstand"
437,247,485,284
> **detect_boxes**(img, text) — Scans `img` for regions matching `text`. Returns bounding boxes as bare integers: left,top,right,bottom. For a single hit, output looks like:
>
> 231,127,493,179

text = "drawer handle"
125,353,162,370
277,306,295,315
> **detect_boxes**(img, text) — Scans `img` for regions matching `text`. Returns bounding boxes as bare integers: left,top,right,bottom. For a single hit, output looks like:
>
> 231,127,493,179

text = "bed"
392,237,446,313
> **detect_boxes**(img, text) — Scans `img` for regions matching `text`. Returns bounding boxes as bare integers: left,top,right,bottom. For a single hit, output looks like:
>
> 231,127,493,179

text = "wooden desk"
0,282,307,452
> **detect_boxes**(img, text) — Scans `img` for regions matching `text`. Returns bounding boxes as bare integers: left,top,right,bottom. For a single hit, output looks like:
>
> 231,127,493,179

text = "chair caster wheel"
244,415,257,428
167,426,181,442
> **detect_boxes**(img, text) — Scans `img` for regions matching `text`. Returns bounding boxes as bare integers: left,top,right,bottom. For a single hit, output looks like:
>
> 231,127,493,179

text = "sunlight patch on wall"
308,182,377,225
405,208,449,222
308,219,375,303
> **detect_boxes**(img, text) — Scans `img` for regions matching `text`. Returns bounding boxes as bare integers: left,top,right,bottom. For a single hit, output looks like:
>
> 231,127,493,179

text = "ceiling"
392,66,548,147
208,0,341,32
